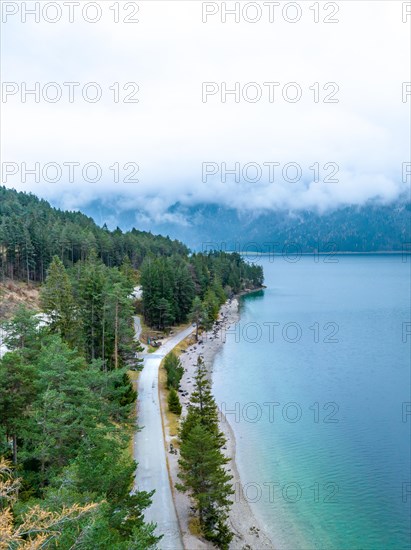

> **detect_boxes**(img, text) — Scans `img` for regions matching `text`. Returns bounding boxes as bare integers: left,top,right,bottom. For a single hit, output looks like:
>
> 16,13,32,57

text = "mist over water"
213,255,411,550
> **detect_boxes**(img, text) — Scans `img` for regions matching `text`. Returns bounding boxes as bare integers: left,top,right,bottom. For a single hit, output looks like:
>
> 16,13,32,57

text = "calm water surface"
213,255,411,550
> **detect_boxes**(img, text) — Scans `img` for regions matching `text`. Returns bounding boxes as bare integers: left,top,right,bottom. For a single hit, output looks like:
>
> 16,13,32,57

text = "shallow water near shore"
213,254,411,550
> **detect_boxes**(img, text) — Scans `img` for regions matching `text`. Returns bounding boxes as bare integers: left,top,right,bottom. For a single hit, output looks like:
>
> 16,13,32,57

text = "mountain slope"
0,186,188,282
83,197,411,253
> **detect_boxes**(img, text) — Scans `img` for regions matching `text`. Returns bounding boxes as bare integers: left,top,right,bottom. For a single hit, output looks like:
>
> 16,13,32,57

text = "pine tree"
76,251,106,361
26,336,107,484
177,357,233,548
3,305,39,358
177,424,233,548
0,352,35,464
168,388,182,415
203,288,220,329
190,296,206,341
157,297,174,330
179,357,224,446
120,254,136,286
173,259,195,322
40,256,79,345
164,352,184,390
0,458,98,549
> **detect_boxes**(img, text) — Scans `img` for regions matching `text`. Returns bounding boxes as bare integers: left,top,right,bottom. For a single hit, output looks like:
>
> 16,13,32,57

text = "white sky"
1,0,410,222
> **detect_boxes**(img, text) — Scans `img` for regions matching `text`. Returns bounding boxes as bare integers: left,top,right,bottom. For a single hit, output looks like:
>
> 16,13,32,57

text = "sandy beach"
163,296,275,550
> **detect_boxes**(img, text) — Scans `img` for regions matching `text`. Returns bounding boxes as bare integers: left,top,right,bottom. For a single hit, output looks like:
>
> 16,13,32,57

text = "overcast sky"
1,1,410,223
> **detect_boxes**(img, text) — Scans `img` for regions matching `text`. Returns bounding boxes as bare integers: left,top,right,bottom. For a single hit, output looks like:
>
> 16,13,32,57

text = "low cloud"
2,1,409,223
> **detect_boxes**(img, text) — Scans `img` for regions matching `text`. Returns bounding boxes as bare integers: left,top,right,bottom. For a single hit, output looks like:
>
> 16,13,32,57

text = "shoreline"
164,290,275,549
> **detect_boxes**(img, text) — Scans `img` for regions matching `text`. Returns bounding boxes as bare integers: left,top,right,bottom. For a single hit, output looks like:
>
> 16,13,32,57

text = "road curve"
133,324,194,550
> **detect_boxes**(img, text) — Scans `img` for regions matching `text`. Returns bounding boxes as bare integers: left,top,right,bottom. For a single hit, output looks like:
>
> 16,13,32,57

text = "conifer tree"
0,352,35,464
190,296,206,341
177,424,233,548
168,388,182,415
164,352,184,390
3,305,39,358
177,357,233,548
40,256,78,345
179,357,224,446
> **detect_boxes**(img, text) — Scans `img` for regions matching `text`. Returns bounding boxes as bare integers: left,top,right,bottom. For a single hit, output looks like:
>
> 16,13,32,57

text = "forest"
0,186,264,548
0,186,188,283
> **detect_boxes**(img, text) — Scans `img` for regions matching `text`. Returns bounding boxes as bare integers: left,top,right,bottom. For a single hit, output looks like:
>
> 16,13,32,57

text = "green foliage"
190,296,206,341
2,305,40,358
0,307,159,548
168,388,182,416
179,357,224,446
164,352,184,390
190,251,263,297
0,185,188,283
40,255,79,345
119,254,137,286
62,251,136,369
177,357,233,548
0,352,35,463
0,186,265,548
177,424,233,549
203,288,220,329
141,251,263,329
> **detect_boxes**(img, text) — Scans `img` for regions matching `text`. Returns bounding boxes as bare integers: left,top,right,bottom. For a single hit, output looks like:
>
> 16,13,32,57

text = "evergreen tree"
179,357,224,446
190,296,206,341
3,305,39,358
177,424,233,548
168,388,182,415
26,336,105,485
177,357,233,548
0,186,188,283
0,352,35,464
157,297,174,330
40,255,79,345
164,352,184,390
75,251,106,362
120,254,136,286
173,259,196,321
203,288,220,329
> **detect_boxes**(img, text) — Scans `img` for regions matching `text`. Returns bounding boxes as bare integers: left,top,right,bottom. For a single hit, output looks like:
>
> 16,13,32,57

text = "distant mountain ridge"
83,197,411,253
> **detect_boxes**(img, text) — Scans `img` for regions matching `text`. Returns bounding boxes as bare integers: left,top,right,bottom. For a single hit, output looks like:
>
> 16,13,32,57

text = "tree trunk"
12,434,17,465
102,302,106,372
25,246,30,284
114,298,119,369
91,303,95,360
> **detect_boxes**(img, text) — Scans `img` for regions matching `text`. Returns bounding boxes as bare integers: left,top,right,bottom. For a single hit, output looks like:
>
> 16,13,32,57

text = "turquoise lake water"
213,255,411,550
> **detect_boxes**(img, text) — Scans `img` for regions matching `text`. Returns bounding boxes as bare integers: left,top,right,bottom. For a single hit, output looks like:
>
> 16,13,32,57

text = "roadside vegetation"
0,186,264,548
177,358,234,549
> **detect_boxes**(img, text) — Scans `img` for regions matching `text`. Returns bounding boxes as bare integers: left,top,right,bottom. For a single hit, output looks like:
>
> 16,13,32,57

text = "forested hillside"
0,186,264,330
0,186,188,282
140,251,264,329
0,250,158,546
0,306,159,548
0,187,263,547
106,198,411,252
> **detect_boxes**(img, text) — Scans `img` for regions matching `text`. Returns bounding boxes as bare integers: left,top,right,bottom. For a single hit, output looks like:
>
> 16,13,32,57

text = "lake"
213,254,411,549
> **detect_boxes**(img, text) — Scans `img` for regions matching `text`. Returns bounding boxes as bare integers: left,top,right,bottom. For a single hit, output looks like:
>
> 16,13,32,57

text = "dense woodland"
0,186,264,548
0,307,157,547
0,249,155,547
140,251,263,329
0,186,188,283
